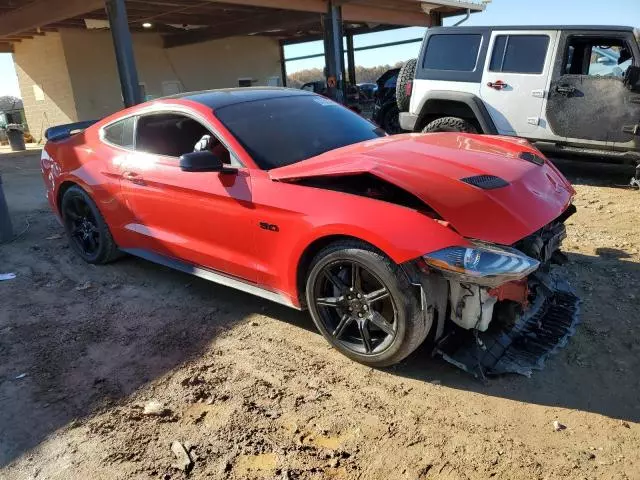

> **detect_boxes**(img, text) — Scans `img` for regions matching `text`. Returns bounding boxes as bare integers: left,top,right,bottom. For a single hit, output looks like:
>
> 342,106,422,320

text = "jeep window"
489,35,550,74
423,34,482,71
564,37,634,78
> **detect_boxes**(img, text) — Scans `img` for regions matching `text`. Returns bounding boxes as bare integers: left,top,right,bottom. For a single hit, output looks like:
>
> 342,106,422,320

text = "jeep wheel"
396,58,417,112
305,240,431,367
422,116,478,134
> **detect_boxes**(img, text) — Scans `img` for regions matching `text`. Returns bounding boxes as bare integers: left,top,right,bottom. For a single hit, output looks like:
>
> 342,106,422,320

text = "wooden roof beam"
0,0,105,37
196,0,431,26
163,10,320,48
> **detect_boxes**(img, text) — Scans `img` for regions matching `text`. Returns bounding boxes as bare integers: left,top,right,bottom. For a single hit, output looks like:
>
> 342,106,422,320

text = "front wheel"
305,240,430,367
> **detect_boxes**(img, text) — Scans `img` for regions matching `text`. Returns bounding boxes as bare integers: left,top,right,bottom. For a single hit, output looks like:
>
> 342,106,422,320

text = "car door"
545,30,640,150
119,110,258,282
480,30,558,135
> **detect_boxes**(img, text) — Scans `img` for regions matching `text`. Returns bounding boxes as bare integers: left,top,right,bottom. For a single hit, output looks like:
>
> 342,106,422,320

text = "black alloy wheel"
313,260,398,355
61,186,120,264
64,195,101,258
306,241,430,367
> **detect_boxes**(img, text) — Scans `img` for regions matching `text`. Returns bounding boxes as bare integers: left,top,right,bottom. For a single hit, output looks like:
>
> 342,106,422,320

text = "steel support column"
0,174,12,244
346,32,356,85
322,2,345,104
279,41,288,87
106,0,142,107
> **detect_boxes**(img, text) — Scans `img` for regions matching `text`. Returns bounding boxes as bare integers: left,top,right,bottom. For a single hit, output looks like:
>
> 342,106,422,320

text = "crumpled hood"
270,133,575,245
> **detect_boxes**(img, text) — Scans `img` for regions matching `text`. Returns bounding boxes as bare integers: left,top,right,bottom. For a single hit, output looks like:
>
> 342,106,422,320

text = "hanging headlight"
422,242,539,287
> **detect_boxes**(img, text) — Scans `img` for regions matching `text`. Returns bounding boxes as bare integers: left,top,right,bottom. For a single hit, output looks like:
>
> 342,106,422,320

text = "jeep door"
480,30,558,135
545,29,640,151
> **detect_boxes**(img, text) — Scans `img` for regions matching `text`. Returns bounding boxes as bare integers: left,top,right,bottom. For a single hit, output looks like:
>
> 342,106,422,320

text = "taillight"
405,80,413,97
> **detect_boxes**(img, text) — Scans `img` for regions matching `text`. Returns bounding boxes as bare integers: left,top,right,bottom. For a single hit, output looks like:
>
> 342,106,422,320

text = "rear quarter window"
102,116,135,149
423,34,483,71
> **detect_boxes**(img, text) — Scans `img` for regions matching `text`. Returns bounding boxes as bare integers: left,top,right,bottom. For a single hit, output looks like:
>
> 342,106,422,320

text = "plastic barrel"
6,127,25,152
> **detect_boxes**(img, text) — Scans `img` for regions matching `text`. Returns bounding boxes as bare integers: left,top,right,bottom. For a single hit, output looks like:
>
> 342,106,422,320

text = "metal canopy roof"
0,0,485,52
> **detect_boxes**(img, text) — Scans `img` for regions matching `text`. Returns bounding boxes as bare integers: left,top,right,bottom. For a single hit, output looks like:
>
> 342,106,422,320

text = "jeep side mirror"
179,151,237,174
624,66,640,92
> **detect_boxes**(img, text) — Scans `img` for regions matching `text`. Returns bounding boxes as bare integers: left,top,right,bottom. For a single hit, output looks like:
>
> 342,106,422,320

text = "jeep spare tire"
396,58,417,112
422,116,478,134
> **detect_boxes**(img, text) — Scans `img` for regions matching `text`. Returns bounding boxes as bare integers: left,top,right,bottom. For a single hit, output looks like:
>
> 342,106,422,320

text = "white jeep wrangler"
398,25,640,181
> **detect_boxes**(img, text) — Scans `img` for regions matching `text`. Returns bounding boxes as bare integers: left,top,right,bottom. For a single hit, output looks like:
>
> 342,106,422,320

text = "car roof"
167,87,314,110
429,25,636,33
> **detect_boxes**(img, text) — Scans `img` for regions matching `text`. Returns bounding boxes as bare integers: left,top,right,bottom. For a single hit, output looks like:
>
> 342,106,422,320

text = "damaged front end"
412,205,580,378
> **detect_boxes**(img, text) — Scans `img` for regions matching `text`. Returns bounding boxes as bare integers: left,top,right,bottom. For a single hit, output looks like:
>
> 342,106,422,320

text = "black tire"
396,58,417,112
380,103,401,134
60,185,120,264
422,116,478,133
305,240,431,367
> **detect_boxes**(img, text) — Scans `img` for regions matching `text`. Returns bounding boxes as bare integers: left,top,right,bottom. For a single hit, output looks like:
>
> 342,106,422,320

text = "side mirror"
179,151,237,174
624,66,640,92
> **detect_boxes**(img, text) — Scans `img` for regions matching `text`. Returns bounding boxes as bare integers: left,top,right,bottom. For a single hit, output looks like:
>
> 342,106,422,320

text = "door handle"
555,85,576,96
487,80,508,90
122,171,145,185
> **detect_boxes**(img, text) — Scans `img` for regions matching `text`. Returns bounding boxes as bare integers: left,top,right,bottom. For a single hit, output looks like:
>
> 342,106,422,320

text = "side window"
564,37,634,78
423,34,482,71
489,35,550,74
103,116,135,149
135,113,231,164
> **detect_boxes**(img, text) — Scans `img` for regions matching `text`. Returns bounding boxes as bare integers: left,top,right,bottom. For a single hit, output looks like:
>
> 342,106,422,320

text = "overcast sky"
1,0,639,97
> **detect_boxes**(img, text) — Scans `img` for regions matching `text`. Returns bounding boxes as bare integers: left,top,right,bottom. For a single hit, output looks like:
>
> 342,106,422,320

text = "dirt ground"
0,152,639,480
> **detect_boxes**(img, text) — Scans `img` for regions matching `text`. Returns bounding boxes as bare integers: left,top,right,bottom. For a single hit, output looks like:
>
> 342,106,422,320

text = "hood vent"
460,175,509,190
519,151,545,166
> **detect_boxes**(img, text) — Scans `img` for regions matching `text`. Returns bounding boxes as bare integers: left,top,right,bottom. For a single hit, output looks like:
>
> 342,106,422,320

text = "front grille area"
514,205,576,264
436,274,581,378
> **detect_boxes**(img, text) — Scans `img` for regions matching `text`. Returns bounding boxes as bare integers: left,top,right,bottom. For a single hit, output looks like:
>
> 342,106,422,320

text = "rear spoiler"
44,120,99,142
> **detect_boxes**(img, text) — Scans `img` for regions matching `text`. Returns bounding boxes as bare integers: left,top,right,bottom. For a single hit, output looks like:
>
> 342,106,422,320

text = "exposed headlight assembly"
422,242,540,287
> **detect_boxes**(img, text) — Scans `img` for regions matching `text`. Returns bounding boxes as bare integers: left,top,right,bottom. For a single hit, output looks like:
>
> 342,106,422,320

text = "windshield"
214,94,385,170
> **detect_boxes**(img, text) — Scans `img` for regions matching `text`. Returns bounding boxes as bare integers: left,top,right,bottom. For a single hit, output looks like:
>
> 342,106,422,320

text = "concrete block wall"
13,33,79,140
12,29,282,140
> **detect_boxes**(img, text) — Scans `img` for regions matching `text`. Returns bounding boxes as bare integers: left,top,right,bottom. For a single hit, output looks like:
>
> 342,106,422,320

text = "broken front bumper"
435,270,580,378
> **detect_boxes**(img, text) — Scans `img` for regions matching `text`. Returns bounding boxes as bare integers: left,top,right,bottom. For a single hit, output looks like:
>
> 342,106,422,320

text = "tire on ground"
380,103,401,134
305,239,430,368
61,185,121,265
396,58,417,112
422,116,478,133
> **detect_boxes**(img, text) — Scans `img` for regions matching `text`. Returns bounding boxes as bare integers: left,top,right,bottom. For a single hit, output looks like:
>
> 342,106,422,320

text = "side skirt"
122,248,300,310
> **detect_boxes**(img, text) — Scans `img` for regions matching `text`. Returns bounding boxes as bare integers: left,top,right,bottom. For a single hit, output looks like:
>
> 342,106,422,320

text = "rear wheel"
305,240,430,367
422,116,478,133
61,186,120,264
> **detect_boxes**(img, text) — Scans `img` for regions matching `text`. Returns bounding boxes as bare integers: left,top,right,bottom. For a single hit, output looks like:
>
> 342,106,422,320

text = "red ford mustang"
41,88,580,376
